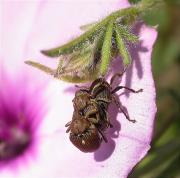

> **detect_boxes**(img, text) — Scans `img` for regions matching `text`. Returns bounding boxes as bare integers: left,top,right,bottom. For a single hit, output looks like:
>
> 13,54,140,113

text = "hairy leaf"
100,20,114,76
115,24,132,66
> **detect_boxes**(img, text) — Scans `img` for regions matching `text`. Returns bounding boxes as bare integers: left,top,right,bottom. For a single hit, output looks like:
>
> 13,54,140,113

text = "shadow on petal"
125,22,148,97
94,103,121,161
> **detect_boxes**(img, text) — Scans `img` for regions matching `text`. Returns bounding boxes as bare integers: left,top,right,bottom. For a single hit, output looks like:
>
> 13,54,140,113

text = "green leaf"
115,24,131,66
27,1,161,81
41,22,107,57
80,21,97,31
53,30,104,83
40,0,160,58
55,47,94,77
25,59,98,83
100,20,114,76
26,31,104,83
25,61,55,75
40,4,143,58
57,72,99,83
117,24,139,43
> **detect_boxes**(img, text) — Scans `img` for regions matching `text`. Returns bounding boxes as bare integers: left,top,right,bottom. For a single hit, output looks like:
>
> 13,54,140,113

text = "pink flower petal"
0,0,157,178
0,69,47,175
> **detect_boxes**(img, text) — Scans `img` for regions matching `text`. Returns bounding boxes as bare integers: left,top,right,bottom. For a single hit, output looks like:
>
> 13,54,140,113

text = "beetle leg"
119,105,136,123
104,110,113,128
111,86,143,94
65,121,71,127
75,85,89,92
66,126,71,133
110,68,127,85
65,121,72,133
97,128,108,143
112,95,136,123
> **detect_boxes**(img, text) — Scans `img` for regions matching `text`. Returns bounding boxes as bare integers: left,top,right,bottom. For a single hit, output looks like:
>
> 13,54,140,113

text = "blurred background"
129,0,180,177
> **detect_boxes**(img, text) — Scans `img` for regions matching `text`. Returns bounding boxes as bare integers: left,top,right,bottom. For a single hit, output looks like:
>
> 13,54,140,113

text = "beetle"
72,90,100,123
74,70,143,124
65,70,143,152
87,72,143,123
65,111,106,152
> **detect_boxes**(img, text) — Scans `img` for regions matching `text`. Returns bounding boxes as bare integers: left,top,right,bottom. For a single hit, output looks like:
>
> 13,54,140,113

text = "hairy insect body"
90,79,112,103
66,72,143,152
90,78,113,130
72,90,91,113
74,83,112,133
66,112,102,152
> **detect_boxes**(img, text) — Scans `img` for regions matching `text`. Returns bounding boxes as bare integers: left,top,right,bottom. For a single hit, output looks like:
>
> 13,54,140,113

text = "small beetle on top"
65,70,143,152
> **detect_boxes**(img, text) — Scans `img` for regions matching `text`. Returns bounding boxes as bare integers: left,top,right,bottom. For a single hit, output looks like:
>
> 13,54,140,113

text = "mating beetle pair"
65,70,143,152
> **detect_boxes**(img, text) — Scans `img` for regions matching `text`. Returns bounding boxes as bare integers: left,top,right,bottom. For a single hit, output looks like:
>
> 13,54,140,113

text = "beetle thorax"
73,91,91,111
70,118,90,135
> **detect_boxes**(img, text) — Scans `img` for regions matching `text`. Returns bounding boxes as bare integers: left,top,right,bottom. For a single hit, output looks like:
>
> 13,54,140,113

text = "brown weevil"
65,112,104,152
88,72,143,123
65,70,143,152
